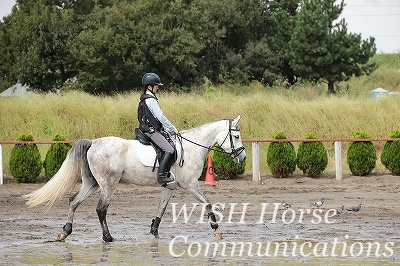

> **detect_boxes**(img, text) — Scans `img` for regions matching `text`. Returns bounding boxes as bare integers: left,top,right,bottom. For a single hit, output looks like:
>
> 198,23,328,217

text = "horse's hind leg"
96,179,120,242
58,175,99,241
96,190,114,242
150,188,174,238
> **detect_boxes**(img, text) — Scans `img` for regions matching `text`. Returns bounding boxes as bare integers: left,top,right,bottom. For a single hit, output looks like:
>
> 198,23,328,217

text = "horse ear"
233,115,241,126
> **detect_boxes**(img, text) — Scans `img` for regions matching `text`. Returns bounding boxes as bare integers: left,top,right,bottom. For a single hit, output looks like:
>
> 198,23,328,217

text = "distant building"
0,83,60,97
0,83,32,97
370,87,389,99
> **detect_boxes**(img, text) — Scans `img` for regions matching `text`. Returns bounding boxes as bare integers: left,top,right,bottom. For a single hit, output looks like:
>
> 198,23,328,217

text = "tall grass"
1,54,400,178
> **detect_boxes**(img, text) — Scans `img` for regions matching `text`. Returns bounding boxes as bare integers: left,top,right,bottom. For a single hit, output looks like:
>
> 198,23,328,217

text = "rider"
137,73,178,187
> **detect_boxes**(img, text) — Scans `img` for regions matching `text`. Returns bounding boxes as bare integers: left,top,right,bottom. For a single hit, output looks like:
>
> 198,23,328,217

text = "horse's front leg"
188,184,223,239
150,188,174,238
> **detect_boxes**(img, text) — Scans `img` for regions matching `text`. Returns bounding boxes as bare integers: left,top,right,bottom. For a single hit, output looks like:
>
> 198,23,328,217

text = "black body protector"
136,94,177,184
138,94,162,133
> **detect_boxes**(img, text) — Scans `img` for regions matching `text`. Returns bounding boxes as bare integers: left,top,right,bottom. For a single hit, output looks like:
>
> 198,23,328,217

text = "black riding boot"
158,152,175,186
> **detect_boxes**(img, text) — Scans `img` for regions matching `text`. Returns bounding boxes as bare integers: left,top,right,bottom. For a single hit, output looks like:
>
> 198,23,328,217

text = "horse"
23,116,246,242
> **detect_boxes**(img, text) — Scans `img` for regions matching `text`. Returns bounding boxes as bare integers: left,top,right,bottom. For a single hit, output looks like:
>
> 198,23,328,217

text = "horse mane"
179,118,231,134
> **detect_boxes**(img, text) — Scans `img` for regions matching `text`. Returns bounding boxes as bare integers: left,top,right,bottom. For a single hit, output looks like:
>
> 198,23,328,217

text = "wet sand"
0,173,399,265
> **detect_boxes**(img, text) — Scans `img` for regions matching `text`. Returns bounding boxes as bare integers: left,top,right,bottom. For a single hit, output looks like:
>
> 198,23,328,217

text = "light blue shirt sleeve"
145,93,178,133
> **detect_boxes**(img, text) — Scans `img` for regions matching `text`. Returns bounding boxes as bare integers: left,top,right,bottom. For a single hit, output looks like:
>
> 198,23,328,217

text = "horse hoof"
57,233,67,241
214,230,223,239
103,235,114,242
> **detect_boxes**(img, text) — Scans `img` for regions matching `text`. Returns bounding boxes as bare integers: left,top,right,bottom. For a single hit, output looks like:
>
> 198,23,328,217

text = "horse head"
217,115,246,163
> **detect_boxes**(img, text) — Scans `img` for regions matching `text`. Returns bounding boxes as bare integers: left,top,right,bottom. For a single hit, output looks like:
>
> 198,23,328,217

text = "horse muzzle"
231,146,246,163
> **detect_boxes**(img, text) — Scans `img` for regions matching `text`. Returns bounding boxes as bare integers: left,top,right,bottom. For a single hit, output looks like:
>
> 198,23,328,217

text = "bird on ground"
310,198,324,208
336,205,344,215
347,203,362,212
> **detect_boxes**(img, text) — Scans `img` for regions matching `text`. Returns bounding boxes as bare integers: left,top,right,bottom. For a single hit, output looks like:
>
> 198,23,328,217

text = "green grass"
1,54,400,179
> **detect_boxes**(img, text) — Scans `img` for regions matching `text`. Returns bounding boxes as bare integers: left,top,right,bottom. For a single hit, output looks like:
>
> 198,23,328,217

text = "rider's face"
148,84,159,93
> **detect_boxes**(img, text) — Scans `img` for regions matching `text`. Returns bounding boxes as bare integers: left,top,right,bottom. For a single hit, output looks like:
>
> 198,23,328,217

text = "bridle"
176,120,245,166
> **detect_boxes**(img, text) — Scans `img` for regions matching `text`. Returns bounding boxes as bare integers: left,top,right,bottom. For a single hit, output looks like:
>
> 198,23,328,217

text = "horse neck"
182,119,228,154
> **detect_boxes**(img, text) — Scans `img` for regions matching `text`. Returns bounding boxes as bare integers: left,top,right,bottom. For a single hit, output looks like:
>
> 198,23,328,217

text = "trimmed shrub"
381,130,400,175
43,134,72,181
212,145,246,180
267,132,296,178
347,131,376,176
9,134,42,183
297,132,328,178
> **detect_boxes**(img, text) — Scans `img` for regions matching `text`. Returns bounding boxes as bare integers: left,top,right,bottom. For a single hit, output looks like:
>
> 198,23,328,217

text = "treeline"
0,0,376,94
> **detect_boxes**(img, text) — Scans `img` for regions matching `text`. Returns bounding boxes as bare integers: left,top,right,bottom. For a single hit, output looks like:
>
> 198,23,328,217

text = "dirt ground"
0,173,399,265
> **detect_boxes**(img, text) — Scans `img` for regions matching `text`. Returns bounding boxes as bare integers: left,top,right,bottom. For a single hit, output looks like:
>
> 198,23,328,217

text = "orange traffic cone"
205,155,217,186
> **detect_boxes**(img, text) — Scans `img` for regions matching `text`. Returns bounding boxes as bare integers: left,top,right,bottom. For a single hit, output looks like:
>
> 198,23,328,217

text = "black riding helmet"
142,73,163,86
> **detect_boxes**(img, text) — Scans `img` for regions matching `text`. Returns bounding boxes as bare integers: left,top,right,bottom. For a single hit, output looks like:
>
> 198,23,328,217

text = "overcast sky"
1,0,399,53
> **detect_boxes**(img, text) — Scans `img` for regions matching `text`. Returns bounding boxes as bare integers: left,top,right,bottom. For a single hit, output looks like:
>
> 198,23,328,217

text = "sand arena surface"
0,173,399,265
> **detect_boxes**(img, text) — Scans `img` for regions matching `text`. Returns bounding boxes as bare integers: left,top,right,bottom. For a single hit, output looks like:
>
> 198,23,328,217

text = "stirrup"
163,180,177,190
159,172,176,189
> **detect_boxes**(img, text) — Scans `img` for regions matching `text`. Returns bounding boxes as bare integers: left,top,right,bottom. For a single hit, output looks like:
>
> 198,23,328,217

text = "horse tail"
23,139,93,209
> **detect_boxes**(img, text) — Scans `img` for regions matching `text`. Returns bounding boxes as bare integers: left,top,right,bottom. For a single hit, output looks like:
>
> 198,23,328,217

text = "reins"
174,120,245,166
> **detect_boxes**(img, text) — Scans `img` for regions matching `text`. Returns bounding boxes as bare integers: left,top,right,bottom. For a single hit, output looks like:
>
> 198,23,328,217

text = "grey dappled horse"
24,116,246,242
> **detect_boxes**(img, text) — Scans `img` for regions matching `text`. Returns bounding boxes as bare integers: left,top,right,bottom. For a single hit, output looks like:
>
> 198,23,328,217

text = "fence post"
252,142,260,182
334,141,342,181
0,144,3,185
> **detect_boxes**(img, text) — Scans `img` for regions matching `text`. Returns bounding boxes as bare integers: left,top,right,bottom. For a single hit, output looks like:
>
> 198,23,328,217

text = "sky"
0,0,399,53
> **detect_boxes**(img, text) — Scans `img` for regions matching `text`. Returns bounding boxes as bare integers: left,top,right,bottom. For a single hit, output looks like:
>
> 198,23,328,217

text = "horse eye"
234,135,239,139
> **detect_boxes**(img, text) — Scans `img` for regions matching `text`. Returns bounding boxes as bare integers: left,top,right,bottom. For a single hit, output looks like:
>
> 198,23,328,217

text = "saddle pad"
133,140,158,167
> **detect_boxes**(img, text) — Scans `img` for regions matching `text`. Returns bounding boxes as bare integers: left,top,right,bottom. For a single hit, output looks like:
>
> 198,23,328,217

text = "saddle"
135,128,152,146
134,128,177,170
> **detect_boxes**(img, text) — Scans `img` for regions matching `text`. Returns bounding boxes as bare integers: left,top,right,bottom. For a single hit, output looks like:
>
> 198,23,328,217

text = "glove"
170,130,179,136
171,126,179,134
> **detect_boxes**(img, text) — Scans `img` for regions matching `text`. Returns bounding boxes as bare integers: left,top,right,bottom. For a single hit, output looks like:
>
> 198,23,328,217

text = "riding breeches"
144,131,175,154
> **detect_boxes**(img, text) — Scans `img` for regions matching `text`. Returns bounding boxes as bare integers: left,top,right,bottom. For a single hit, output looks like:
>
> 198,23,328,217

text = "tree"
0,0,81,92
381,130,400,175
269,5,299,85
70,4,140,93
267,132,297,178
286,0,377,93
0,19,15,90
9,134,42,183
0,0,113,92
296,132,328,177
132,0,211,88
196,0,289,86
347,131,376,176
1,0,294,93
43,134,72,181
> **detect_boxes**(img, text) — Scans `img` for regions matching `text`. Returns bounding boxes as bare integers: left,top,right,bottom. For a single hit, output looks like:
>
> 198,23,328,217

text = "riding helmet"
142,73,163,86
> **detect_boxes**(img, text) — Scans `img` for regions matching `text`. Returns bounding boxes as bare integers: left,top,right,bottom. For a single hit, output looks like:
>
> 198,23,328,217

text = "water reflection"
150,239,160,258
1,237,398,265
63,249,73,262
101,242,112,263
